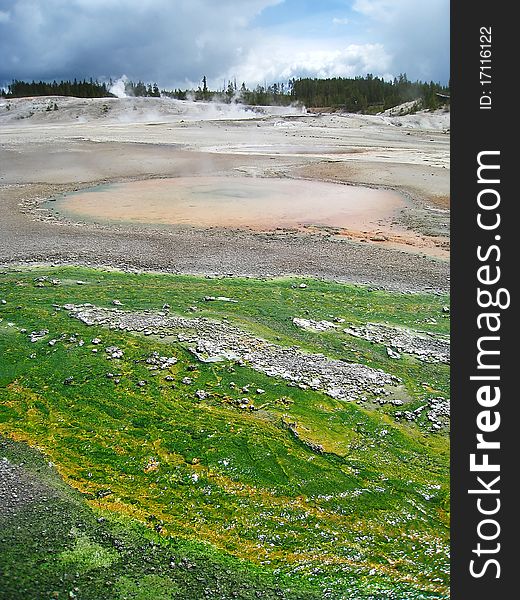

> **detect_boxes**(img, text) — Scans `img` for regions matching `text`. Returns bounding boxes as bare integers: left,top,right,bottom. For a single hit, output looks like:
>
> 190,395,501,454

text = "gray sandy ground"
0,98,450,292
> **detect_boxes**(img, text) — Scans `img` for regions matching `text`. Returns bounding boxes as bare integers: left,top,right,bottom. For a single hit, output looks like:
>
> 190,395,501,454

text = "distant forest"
3,78,113,98
2,74,450,112
290,75,449,112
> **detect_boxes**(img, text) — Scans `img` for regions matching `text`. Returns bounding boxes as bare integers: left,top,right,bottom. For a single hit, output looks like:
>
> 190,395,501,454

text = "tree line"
121,80,161,97
0,78,161,99
2,74,449,112
2,79,113,98
289,74,449,112
161,78,294,106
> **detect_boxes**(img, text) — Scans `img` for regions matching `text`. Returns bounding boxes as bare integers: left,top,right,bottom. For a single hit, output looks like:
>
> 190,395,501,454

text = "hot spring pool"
49,176,406,232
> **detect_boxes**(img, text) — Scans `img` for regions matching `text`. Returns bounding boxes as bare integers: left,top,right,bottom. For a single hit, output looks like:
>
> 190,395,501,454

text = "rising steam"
109,75,130,98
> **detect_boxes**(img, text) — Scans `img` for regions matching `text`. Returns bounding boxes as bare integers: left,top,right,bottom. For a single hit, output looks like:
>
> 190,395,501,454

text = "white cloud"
353,0,397,21
230,39,391,85
0,10,11,23
332,17,349,26
353,0,449,81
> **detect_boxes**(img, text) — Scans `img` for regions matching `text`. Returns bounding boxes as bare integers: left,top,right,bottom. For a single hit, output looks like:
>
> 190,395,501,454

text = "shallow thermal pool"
49,176,406,232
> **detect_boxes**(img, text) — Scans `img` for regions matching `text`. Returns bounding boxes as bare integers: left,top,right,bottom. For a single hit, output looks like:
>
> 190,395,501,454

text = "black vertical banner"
451,2,514,598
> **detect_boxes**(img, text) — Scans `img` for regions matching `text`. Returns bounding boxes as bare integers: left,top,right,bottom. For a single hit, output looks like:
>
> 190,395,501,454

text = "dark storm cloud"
0,0,280,86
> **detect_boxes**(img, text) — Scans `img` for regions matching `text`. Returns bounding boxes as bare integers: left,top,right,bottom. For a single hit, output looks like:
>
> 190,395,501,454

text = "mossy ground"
0,266,450,599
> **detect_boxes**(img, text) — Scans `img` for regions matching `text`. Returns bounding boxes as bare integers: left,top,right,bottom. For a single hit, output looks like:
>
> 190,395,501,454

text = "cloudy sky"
0,0,449,89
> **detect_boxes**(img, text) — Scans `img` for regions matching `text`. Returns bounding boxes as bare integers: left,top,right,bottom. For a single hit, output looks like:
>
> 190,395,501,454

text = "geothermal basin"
49,176,410,236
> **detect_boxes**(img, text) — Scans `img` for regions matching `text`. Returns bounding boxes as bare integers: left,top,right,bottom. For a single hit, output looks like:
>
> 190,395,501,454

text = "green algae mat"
0,266,450,599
